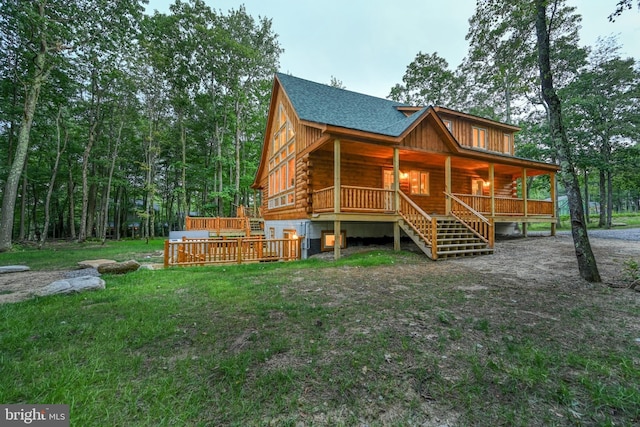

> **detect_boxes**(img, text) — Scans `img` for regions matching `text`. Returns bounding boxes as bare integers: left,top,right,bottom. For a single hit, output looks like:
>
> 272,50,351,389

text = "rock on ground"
0,265,30,274
34,276,105,297
97,260,140,275
78,259,117,269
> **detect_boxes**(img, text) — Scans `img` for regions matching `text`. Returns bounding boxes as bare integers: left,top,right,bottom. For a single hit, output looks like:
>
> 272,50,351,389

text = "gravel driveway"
563,228,640,241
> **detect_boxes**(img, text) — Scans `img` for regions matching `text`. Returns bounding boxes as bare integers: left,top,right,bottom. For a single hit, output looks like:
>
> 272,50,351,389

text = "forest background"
0,0,638,250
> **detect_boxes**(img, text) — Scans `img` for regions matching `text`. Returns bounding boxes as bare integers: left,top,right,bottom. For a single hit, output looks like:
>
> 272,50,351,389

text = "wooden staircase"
433,217,493,259
399,217,493,260
398,191,494,260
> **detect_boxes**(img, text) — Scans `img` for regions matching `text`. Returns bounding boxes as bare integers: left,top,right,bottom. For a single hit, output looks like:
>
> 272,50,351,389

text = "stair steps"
399,216,493,260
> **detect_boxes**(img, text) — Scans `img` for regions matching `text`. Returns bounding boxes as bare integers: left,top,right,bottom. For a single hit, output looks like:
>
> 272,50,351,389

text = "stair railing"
398,191,438,259
445,192,494,248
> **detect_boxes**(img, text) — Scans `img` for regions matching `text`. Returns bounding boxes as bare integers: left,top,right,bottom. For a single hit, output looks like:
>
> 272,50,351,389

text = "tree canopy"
0,0,281,249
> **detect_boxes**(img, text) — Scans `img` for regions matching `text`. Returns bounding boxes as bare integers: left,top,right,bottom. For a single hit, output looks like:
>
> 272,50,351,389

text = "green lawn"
529,212,640,231
1,240,639,426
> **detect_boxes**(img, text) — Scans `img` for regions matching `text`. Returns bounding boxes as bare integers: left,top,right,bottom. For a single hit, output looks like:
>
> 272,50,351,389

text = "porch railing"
398,191,438,259
185,216,251,236
452,194,554,216
312,186,395,213
164,237,300,267
446,192,494,248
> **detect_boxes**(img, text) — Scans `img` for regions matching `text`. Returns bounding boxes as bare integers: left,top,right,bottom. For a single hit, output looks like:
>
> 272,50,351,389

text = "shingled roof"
276,73,428,137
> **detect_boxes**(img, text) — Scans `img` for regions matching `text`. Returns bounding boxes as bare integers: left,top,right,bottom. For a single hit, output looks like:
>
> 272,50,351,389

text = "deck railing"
446,192,494,248
185,216,251,236
164,237,300,267
452,194,554,216
398,191,438,259
312,186,395,213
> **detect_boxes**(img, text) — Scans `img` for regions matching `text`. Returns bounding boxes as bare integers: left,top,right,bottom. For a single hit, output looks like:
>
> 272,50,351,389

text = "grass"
1,239,165,270
1,240,639,426
529,212,640,231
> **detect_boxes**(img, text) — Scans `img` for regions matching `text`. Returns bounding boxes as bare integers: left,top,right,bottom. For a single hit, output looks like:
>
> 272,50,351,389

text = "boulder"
35,276,105,297
0,265,30,274
97,259,140,275
78,259,117,269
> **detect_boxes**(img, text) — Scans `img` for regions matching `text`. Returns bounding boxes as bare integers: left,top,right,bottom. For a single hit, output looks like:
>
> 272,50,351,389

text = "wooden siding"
402,118,451,152
260,86,324,221
438,112,514,155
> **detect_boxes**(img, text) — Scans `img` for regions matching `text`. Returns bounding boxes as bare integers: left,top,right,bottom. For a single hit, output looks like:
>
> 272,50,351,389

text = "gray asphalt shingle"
277,73,428,137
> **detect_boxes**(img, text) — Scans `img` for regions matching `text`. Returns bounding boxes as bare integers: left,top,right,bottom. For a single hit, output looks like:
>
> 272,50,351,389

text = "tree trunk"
583,169,590,223
234,100,242,210
114,186,123,240
18,168,28,241
67,155,76,239
606,169,613,227
79,70,101,242
40,108,67,248
0,3,49,252
101,121,122,244
216,124,224,217
534,0,601,282
598,169,606,227
86,181,98,239
180,118,187,230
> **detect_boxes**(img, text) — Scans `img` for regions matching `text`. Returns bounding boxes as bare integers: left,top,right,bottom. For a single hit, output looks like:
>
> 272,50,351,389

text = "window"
503,133,512,155
472,179,485,196
443,119,452,131
268,104,296,209
472,127,487,149
321,230,346,251
409,170,429,195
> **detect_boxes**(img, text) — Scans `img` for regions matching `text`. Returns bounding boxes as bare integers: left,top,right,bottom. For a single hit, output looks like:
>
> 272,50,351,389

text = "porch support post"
334,139,341,260
489,163,495,216
393,147,401,251
550,171,557,236
445,156,452,214
522,168,528,237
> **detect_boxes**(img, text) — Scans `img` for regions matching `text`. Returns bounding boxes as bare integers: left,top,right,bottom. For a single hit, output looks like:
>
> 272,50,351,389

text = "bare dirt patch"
0,270,67,304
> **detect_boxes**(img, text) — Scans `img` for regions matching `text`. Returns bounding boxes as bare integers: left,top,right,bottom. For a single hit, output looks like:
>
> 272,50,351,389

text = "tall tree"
0,1,69,252
464,0,586,123
389,52,460,107
561,38,640,228
535,0,600,282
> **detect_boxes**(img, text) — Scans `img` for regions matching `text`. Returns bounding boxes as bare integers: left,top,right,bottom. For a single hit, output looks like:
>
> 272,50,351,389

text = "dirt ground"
1,233,638,305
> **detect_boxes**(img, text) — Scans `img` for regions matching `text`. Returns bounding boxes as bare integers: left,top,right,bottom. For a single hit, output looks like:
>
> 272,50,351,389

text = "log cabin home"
251,73,559,260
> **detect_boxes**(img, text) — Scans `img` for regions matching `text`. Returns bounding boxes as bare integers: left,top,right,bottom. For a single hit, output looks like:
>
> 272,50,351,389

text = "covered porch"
306,138,558,259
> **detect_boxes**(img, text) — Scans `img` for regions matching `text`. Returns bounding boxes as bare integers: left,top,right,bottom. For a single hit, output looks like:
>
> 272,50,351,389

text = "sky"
145,0,640,99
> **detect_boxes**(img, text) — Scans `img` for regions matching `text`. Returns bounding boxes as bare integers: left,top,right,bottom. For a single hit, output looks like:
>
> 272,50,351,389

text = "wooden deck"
185,215,264,237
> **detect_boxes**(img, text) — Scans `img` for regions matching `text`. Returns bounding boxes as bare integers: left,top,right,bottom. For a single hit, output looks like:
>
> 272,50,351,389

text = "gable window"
443,119,452,131
472,127,487,149
503,133,512,155
268,103,296,209
409,170,430,196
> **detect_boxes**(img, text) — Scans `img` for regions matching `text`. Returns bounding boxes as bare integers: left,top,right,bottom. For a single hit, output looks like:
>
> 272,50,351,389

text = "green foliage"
1,0,281,244
389,52,461,107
